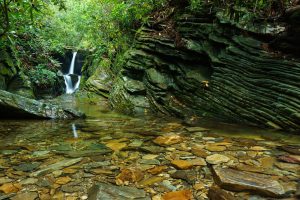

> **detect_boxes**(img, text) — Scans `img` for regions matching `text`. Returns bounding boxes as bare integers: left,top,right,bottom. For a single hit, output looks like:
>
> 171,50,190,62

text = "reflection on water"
0,95,299,199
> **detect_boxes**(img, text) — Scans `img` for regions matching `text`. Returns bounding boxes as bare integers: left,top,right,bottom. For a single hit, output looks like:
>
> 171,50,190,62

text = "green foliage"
189,0,291,20
27,65,58,88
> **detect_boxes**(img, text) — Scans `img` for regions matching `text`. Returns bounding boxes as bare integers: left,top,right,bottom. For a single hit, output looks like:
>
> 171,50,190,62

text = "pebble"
206,154,230,165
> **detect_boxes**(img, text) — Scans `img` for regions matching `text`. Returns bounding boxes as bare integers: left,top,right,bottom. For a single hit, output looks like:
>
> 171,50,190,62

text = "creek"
0,94,299,199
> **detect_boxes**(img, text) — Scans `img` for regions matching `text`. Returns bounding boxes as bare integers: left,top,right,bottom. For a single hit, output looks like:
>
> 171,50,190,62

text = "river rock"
30,157,82,177
0,90,84,119
162,190,193,200
206,154,230,165
88,182,150,200
153,135,183,146
10,192,38,200
208,186,236,200
212,166,285,197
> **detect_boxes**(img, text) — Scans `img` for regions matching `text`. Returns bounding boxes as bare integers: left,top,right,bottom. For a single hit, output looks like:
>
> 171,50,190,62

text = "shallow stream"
0,95,299,200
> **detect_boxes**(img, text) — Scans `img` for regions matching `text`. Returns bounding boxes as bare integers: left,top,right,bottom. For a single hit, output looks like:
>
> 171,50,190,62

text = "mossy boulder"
0,90,84,119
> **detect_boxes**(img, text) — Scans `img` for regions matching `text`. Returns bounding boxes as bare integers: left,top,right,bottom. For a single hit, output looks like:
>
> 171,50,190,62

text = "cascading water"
63,52,81,94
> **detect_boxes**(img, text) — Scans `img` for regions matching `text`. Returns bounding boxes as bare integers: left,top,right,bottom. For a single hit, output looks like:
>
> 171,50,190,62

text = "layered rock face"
110,11,300,131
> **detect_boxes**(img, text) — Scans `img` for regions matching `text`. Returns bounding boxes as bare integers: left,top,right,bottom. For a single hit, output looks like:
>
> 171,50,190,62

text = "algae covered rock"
0,90,84,119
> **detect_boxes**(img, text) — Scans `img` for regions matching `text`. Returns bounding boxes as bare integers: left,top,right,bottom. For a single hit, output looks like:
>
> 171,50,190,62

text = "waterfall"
63,52,81,94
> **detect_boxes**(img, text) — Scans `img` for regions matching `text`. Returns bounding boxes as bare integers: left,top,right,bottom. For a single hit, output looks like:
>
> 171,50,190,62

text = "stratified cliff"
109,10,300,131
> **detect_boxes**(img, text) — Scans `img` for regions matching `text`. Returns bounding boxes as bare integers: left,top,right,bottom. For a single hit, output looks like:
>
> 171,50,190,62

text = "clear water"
0,95,299,199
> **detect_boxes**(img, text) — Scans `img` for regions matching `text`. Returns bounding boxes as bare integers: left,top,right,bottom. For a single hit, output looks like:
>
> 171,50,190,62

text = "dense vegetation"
0,0,296,93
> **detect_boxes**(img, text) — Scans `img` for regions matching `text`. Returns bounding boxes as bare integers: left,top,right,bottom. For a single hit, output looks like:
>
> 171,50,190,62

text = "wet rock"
171,170,197,184
279,145,300,155
185,127,209,133
83,161,111,169
206,154,230,165
0,177,13,185
88,182,150,200
205,144,227,152
116,168,144,185
274,162,299,173
249,146,268,151
0,193,16,200
296,182,300,198
59,149,112,158
191,146,209,158
193,182,205,190
30,157,82,177
55,176,72,185
140,146,165,153
13,162,40,172
147,166,168,175
212,166,285,197
138,176,166,187
278,155,300,164
162,180,176,191
208,186,236,200
19,178,38,185
61,185,83,193
162,190,193,200
105,140,127,151
153,135,183,146
0,183,21,194
10,192,38,200
0,90,84,119
139,159,160,165
171,160,194,169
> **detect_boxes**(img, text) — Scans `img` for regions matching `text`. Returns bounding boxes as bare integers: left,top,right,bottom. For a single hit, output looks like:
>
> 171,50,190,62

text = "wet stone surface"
0,98,299,200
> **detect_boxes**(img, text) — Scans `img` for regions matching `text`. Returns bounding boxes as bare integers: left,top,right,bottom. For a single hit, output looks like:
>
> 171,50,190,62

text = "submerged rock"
208,186,236,200
30,158,82,177
0,90,84,119
88,182,150,200
212,166,285,197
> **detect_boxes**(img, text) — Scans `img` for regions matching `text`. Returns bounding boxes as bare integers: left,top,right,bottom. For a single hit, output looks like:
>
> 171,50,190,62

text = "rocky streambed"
0,97,299,200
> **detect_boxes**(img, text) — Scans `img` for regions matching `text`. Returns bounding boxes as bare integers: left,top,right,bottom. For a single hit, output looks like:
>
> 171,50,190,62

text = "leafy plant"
28,65,58,88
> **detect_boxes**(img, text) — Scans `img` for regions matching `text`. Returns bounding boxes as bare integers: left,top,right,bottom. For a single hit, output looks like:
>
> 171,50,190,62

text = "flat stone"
30,158,82,177
191,146,209,158
0,177,13,185
278,155,300,164
185,127,209,132
139,159,160,165
171,160,193,169
0,183,21,194
140,146,165,153
19,178,38,185
205,145,227,152
171,170,197,184
208,186,236,200
88,182,150,200
279,145,300,155
153,135,183,146
212,166,285,197
55,176,72,185
61,185,83,193
274,162,300,173
10,192,38,200
138,176,165,187
13,162,40,172
206,154,230,165
162,190,193,200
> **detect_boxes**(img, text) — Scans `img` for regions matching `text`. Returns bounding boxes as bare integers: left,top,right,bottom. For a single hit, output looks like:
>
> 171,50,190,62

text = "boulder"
212,166,285,197
0,90,84,119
